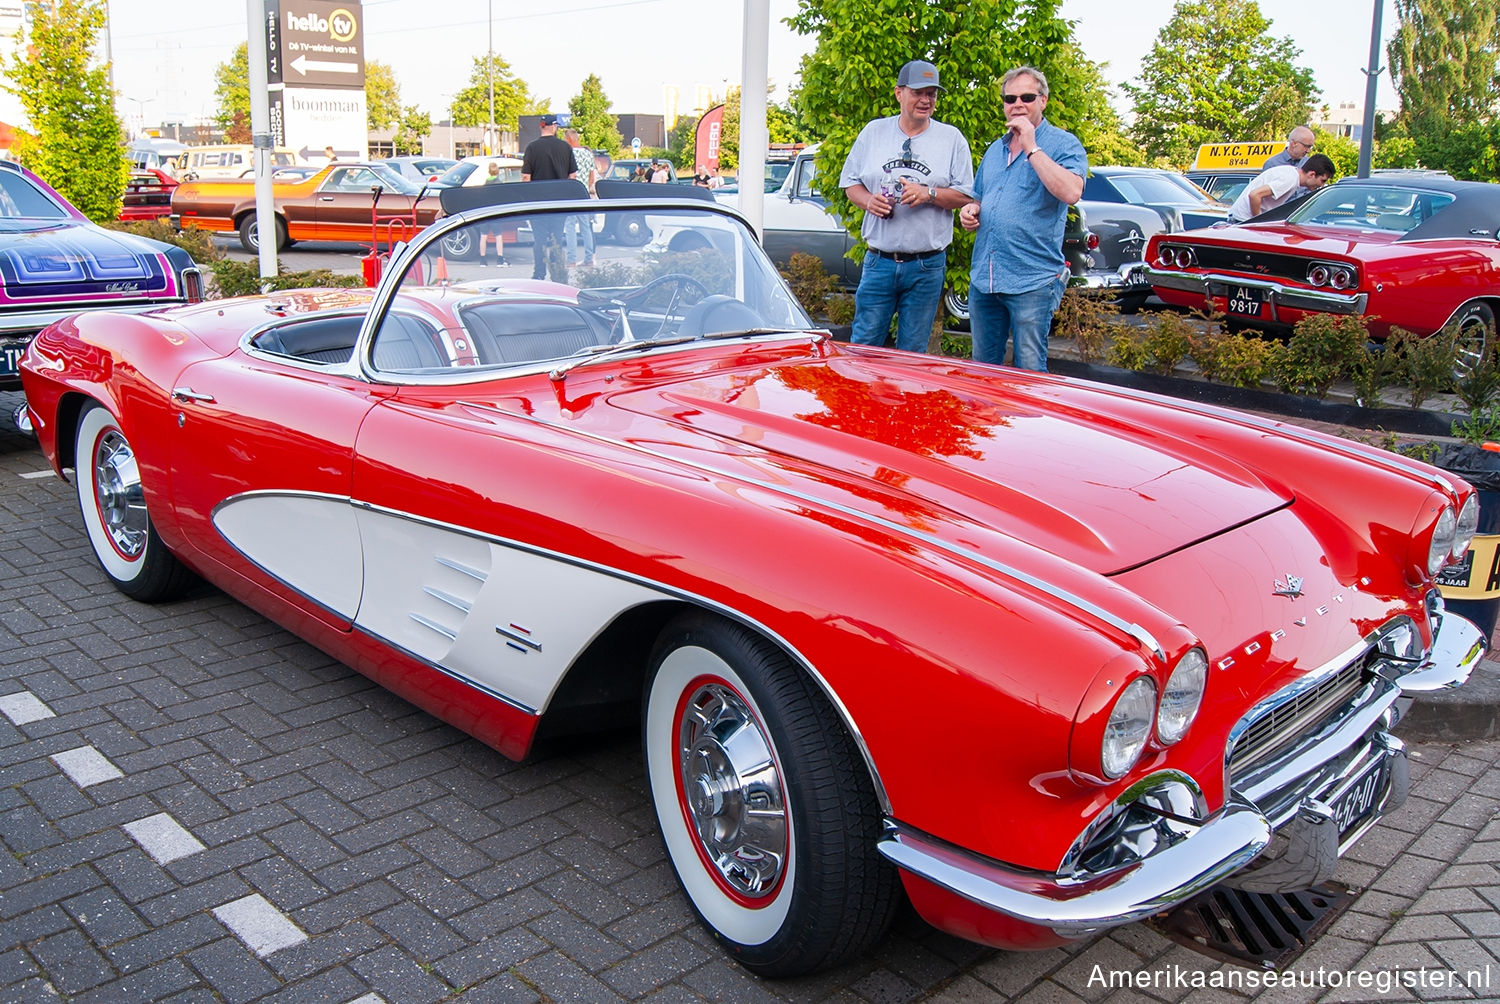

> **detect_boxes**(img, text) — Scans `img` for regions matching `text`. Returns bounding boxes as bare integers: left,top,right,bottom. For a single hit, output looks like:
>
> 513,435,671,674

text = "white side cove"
213,493,667,712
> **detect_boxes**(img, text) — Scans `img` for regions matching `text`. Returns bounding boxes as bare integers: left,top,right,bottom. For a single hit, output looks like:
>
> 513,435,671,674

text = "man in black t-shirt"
522,114,577,279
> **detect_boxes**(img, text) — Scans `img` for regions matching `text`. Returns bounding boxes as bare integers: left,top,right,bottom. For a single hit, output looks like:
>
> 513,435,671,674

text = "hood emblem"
1273,573,1304,599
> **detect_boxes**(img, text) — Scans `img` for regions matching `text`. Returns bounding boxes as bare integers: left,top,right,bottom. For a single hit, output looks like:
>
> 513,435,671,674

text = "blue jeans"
565,213,595,260
850,250,947,353
969,273,1068,371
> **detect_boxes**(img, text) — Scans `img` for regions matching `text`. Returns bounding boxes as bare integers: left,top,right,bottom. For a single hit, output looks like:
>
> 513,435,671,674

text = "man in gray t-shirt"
840,59,974,353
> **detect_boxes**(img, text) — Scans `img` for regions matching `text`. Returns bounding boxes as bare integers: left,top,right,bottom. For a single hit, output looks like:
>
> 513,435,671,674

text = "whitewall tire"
643,613,898,976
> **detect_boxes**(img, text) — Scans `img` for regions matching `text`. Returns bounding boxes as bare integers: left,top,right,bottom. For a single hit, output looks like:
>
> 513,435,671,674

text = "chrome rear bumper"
1145,267,1368,320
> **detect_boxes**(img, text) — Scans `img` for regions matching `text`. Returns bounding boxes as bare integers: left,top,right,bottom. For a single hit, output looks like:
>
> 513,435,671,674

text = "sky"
3,0,1398,133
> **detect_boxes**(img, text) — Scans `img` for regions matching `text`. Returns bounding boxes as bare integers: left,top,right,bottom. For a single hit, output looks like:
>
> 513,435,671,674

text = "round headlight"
1174,248,1195,269
1157,648,1207,744
1308,264,1329,287
1429,505,1457,575
1101,677,1156,779
1455,495,1480,559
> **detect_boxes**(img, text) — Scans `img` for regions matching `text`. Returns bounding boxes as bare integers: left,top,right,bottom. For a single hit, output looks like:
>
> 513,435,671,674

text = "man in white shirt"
1227,154,1335,224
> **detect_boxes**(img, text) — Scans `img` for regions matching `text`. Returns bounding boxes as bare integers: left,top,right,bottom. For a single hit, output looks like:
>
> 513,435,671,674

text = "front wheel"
615,214,651,247
643,614,898,977
238,213,288,254
74,403,196,602
439,229,475,260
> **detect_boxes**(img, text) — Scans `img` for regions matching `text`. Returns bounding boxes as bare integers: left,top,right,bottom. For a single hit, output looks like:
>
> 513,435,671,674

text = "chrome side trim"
879,803,1271,937
436,556,487,582
409,611,458,641
422,585,473,614
478,405,1168,664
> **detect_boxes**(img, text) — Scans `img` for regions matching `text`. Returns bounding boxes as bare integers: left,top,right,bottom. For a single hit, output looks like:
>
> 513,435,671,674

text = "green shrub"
781,252,839,319
1188,327,1282,388
939,330,973,359
1455,356,1500,414
1139,311,1193,375
1052,289,1119,364
1107,328,1153,370
209,260,365,298
825,293,855,326
1274,314,1368,397
105,220,223,263
1452,406,1500,446
1348,343,1403,408
1393,326,1458,410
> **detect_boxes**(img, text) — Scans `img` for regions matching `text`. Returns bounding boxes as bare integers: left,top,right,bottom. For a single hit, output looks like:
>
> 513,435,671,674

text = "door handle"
171,387,215,404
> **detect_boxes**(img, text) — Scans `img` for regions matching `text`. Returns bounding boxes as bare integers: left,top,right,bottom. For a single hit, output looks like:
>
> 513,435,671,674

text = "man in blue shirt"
959,66,1086,371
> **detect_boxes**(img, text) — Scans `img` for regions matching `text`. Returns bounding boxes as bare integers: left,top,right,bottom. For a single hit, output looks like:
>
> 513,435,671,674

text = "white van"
128,138,188,173
180,145,300,180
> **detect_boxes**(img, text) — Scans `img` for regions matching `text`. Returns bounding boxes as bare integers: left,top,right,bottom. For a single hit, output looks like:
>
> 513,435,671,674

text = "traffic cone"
432,255,449,284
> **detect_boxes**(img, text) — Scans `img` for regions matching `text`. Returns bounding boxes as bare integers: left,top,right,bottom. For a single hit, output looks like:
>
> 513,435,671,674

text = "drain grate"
1145,882,1353,970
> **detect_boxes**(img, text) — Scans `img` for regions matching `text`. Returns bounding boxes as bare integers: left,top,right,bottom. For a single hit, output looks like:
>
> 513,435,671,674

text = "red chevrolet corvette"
20,186,1487,976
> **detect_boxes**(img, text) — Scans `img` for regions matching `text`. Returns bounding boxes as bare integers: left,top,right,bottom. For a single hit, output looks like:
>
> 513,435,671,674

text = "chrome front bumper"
880,611,1484,939
1072,261,1151,296
1145,266,1369,321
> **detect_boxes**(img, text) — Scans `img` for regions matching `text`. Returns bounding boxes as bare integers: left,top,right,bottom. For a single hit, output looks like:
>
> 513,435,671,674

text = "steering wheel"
616,272,711,336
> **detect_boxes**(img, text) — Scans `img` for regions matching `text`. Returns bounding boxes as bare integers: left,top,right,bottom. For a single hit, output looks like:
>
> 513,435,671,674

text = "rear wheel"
74,403,195,602
1451,300,1496,376
616,214,651,247
439,229,475,260
238,214,288,254
643,613,898,977
943,288,970,331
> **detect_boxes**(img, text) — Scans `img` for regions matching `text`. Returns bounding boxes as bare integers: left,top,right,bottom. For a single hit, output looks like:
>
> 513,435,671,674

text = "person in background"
650,159,671,183
706,165,723,189
959,64,1086,371
563,129,597,267
1225,153,1335,223
693,164,711,187
323,145,337,165
839,59,974,354
521,113,577,280
1263,126,1315,170
477,161,510,267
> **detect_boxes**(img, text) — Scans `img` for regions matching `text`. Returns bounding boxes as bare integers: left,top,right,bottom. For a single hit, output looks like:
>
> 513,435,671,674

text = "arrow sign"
291,54,359,76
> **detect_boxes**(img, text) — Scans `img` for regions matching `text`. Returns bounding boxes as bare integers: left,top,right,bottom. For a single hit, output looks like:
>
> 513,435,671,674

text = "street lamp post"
1358,0,1384,178
487,0,495,155
125,96,152,139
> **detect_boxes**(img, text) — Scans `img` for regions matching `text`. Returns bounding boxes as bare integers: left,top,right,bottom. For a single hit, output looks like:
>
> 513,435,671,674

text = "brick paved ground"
4,387,1500,1004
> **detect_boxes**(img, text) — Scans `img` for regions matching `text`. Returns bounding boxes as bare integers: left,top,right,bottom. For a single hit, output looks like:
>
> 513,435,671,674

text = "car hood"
607,349,1291,574
0,221,179,302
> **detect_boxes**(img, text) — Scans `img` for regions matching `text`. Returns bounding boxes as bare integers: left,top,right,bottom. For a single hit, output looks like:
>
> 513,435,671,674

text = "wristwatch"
927,184,937,203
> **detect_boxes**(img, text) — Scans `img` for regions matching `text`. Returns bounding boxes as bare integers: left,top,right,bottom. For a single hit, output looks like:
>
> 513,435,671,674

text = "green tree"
568,74,623,152
788,0,1074,295
393,105,432,156
1047,45,1148,167
3,0,128,221
365,61,402,130
213,42,252,143
1311,127,1359,178
1123,0,1317,168
1389,0,1500,139
449,53,547,131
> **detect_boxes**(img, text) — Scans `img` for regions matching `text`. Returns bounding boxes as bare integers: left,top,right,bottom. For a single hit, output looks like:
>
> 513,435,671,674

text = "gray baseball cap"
897,60,944,91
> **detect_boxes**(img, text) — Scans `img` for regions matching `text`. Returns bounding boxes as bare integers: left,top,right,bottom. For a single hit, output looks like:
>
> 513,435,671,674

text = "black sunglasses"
1003,93,1040,104
901,137,913,163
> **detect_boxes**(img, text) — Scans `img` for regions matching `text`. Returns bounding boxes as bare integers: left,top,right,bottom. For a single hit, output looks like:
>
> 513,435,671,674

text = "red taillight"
183,267,204,303
1087,232,1100,251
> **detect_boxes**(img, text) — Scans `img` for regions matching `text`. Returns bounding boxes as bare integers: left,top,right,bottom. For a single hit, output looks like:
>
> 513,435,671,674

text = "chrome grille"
1228,656,1371,778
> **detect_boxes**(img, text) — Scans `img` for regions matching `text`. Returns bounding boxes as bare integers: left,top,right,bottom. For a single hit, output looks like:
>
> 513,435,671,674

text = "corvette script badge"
1273,573,1305,598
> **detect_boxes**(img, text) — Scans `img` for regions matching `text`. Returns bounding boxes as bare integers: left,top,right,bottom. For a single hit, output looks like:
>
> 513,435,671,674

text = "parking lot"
5,369,1500,1003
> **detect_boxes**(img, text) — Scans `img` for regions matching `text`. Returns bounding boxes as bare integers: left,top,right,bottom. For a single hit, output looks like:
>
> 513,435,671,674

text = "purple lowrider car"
0,160,203,391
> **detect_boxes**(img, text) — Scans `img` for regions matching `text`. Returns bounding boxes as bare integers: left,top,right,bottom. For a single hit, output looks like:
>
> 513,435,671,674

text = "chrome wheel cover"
1454,307,1493,375
677,682,788,899
93,430,148,559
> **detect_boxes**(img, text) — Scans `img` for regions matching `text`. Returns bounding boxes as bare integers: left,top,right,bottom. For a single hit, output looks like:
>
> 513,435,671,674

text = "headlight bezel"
1454,494,1480,560
1427,504,1457,577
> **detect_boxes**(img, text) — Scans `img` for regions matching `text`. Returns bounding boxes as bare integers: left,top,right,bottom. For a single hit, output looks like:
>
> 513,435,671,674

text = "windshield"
0,171,69,219
1287,185,1456,232
368,204,812,376
1091,172,1217,206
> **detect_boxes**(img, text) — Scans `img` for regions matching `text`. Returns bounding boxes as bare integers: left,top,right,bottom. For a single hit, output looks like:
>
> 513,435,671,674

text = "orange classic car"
169,161,442,253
